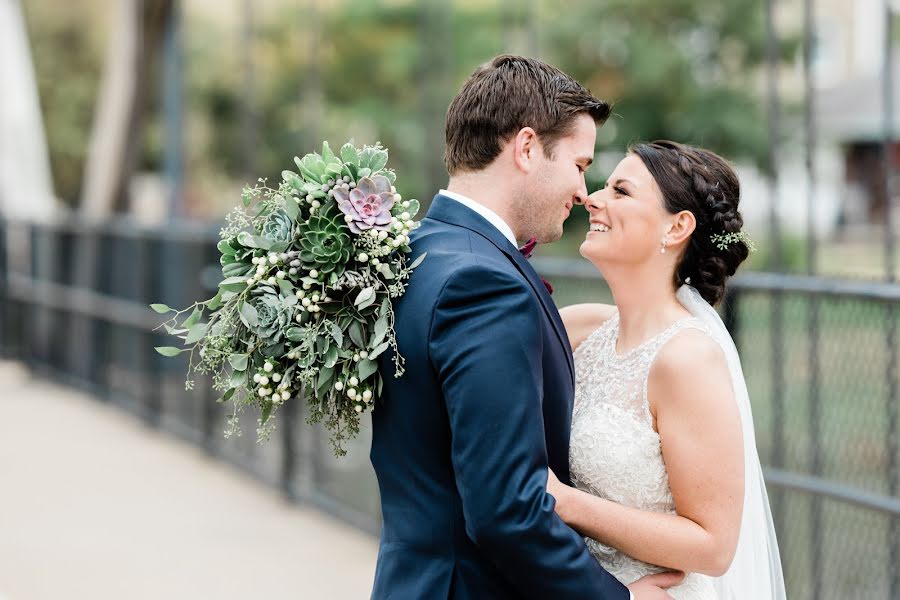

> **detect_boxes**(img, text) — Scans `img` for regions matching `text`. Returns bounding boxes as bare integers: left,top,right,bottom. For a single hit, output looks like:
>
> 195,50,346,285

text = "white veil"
675,284,787,599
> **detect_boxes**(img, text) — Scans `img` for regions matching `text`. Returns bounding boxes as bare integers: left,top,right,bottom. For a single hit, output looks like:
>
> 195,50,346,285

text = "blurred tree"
21,0,107,205
540,0,797,178
23,0,793,215
81,0,174,219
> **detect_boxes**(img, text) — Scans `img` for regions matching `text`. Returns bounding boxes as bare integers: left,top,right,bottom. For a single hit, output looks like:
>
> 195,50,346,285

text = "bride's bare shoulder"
559,303,618,352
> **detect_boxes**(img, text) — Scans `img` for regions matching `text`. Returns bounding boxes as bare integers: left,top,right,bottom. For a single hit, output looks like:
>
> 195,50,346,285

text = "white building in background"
0,0,57,220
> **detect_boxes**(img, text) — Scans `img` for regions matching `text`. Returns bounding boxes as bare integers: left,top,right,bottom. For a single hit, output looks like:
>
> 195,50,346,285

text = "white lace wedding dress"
569,312,718,599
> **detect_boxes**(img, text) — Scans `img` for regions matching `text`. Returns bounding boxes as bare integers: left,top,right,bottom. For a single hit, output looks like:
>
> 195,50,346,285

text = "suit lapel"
426,194,575,384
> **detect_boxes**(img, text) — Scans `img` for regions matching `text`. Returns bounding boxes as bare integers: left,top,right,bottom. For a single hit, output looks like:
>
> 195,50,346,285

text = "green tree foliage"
24,0,796,214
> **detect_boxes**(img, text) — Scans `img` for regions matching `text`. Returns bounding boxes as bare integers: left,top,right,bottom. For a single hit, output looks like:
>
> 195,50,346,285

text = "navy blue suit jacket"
370,194,629,599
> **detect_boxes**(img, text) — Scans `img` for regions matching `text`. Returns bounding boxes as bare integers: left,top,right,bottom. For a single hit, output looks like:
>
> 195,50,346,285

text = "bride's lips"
586,220,611,235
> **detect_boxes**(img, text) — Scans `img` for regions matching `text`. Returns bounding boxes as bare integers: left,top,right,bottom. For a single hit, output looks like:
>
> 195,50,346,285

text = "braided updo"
631,140,750,306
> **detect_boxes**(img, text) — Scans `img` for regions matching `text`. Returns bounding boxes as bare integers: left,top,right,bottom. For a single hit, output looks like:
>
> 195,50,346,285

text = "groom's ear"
667,210,697,247
513,127,539,173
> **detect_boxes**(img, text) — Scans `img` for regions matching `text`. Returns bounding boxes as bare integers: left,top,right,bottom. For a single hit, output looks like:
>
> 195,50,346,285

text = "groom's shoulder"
412,219,517,275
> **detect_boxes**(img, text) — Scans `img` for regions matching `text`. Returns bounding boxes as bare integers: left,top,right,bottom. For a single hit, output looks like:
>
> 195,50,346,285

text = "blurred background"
1,0,899,598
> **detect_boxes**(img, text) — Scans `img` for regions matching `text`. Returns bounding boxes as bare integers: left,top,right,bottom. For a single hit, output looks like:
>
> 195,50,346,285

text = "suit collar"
426,194,575,383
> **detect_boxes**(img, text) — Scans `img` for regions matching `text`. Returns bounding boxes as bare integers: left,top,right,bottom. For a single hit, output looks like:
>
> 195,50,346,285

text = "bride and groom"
370,55,786,599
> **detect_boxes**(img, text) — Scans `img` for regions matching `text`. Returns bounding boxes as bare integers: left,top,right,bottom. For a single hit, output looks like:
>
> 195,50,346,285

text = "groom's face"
520,113,597,244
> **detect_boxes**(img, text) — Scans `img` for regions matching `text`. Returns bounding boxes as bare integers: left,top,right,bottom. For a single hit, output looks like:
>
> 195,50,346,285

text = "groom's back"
370,216,515,598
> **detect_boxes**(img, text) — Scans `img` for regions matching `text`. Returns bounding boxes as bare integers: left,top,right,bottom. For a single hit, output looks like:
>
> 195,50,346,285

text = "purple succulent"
333,175,394,235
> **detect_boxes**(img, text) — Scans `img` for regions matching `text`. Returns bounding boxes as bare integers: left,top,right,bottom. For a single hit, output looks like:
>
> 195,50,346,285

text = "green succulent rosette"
297,210,352,278
152,141,426,456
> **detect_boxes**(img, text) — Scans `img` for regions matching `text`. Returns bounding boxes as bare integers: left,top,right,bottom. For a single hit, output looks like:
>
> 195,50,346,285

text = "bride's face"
579,154,672,266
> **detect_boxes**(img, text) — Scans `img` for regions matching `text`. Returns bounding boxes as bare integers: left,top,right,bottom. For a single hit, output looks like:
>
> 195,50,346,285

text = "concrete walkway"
0,361,377,599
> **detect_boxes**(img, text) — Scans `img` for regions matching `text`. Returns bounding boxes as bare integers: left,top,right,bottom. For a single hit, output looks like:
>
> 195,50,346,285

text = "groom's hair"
444,55,610,175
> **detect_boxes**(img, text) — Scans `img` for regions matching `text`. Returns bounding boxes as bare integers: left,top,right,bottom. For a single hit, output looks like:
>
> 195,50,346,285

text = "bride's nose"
584,191,606,212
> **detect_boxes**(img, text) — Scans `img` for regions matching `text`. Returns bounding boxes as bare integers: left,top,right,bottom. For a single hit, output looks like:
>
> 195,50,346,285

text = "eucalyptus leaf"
377,263,395,280
286,327,304,342
185,323,208,345
358,359,378,381
330,322,344,347
229,354,249,371
220,276,249,292
154,346,184,357
409,252,427,270
261,402,273,425
277,278,295,296
349,321,365,348
230,368,247,388
183,306,202,329
220,388,235,403
354,287,375,307
324,344,339,368
205,291,223,310
368,341,391,360
282,195,300,221
370,314,389,348
358,292,377,311
150,303,174,314
222,262,249,278
239,302,259,328
316,366,334,396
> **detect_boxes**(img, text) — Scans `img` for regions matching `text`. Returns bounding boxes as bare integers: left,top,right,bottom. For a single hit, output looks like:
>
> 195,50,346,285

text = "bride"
549,141,786,599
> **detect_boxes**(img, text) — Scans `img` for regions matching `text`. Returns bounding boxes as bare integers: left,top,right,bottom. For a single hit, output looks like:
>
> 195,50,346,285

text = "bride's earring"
660,238,668,254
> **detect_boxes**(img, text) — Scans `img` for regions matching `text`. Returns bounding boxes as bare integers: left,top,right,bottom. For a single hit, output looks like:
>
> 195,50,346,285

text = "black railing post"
883,4,900,597
0,217,7,358
803,0,824,595
765,0,787,545
281,384,300,501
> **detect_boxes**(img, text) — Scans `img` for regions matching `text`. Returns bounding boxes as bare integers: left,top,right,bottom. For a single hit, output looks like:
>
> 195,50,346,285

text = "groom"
372,55,677,599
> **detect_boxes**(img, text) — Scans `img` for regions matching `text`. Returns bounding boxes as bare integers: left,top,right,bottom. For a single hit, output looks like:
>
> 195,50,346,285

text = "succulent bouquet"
153,142,424,455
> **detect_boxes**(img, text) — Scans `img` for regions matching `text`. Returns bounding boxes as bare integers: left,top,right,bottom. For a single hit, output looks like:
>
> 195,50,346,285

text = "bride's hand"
627,571,684,599
545,468,573,522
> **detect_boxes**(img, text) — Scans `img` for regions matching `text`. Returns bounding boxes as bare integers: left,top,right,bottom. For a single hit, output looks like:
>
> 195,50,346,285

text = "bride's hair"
631,140,750,306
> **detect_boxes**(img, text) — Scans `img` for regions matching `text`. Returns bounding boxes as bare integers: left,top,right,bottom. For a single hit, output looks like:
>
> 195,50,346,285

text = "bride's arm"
549,329,744,577
559,303,617,352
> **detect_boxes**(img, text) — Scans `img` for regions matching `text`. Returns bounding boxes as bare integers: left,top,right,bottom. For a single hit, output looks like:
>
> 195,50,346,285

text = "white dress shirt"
441,188,635,600
439,189,517,247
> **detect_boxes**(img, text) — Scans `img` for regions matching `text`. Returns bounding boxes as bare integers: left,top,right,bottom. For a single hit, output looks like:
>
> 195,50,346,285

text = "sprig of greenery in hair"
710,231,757,253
